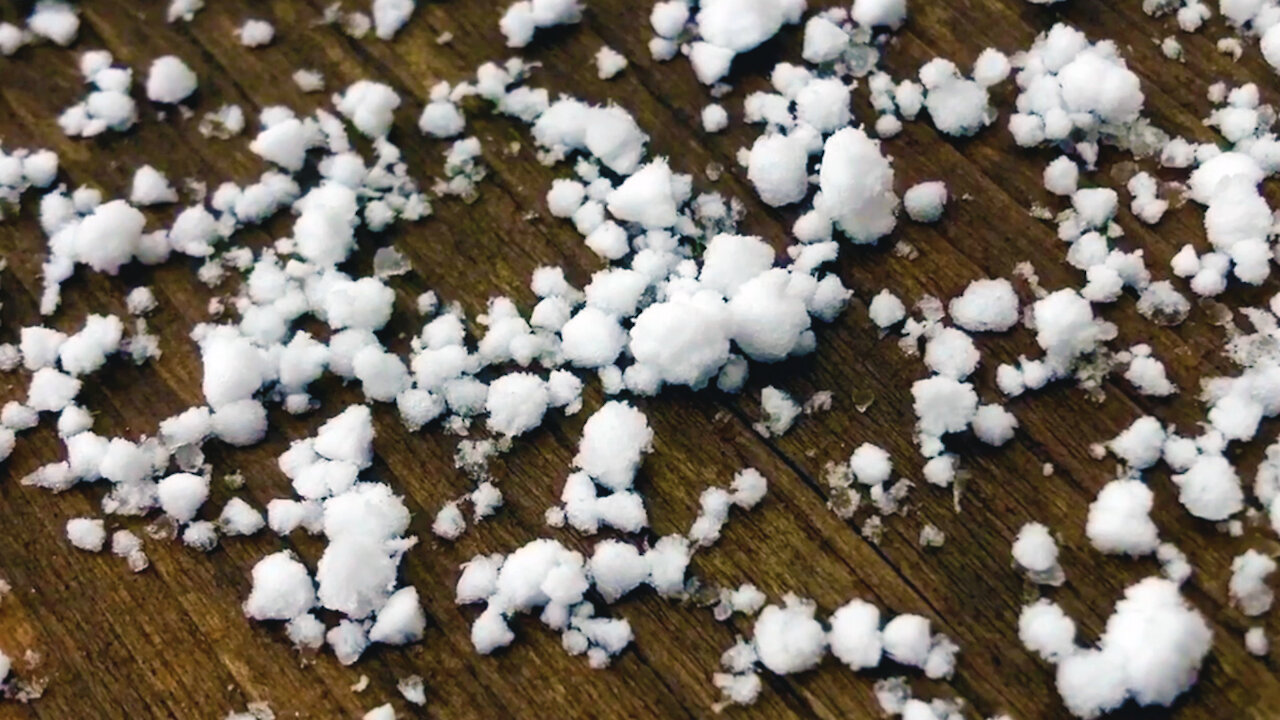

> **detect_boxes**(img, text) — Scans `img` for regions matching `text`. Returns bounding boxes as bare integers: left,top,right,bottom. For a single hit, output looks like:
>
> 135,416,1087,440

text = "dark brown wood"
1,0,1278,718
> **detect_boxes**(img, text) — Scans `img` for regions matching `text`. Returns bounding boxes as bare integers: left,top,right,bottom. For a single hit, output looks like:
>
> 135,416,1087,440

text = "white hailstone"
696,0,791,54
912,375,978,438
868,289,906,328
372,0,415,40
1172,454,1243,521
923,454,957,487
211,399,268,446
1012,522,1059,574
419,100,465,138
157,472,210,523
1245,627,1269,657
363,704,395,720
1229,550,1276,617
630,292,731,388
747,133,810,207
146,56,198,104
324,277,395,330
650,0,689,38
28,1,79,45
560,307,627,368
574,401,652,491
701,103,729,132
328,619,369,665
1071,187,1118,229
700,234,774,297
292,69,324,93
949,278,1018,332
882,614,932,668
369,586,426,644
1018,599,1077,663
972,404,1017,446
546,179,586,219
27,367,81,412
849,443,892,485
595,46,628,79
1055,649,1129,719
817,127,898,243
237,19,275,47
485,372,550,437
129,165,178,206
74,200,145,274
828,599,883,670
1263,24,1280,74
903,181,947,223
920,59,991,136
729,269,811,361
584,106,648,175
802,15,849,63
500,0,583,47
0,648,9,683
1033,289,1103,371
243,550,316,620
335,81,401,137
924,327,979,379
796,78,852,134
852,0,907,28
758,386,801,436
1043,157,1079,196
125,286,157,316
752,599,828,675
1125,354,1175,397
219,497,265,536
588,540,649,603
66,517,106,552
606,159,678,229
1087,479,1160,556
1109,416,1165,470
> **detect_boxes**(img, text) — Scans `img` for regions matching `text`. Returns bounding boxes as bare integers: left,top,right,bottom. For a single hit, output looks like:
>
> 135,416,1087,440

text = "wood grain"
1,0,1278,718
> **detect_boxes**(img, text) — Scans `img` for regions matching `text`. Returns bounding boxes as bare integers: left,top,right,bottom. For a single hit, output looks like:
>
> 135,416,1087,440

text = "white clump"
1245,627,1269,657
130,165,179,206
1043,157,1080,196
28,1,80,45
752,598,827,675
882,614,932,668
500,0,583,48
574,401,653,491
146,56,198,104
852,0,907,28
759,387,801,436
372,0,416,40
1012,522,1063,583
1054,578,1212,718
237,19,275,47
748,134,810,207
920,58,994,136
157,472,210,524
903,181,948,223
702,103,729,133
607,159,678,229
1087,479,1159,556
972,404,1017,446
244,551,316,620
66,517,106,552
335,81,401,138
1033,289,1106,375
912,375,978,446
1172,455,1243,521
949,278,1019,332
369,586,426,644
828,599,883,670
629,293,731,388
817,127,898,244
869,290,906,328
849,443,892,486
485,372,549,437
1229,550,1276,617
1019,599,1077,663
1124,349,1175,397
596,46,628,79
924,327,979,379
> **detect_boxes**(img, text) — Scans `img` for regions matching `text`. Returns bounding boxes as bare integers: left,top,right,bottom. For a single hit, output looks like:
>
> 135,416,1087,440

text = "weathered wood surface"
0,0,1278,717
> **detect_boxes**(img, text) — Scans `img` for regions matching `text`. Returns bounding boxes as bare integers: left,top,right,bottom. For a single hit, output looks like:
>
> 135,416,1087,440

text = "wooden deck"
0,0,1277,717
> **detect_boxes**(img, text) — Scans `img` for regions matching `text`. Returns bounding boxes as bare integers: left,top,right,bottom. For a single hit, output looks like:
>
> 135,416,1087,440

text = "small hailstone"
398,674,427,705
849,443,892,485
1172,454,1243,521
972,404,1017,446
372,0,415,39
1245,627,1269,657
882,614,932,668
28,1,80,46
758,386,801,436
363,704,395,720
1018,599,1076,663
432,502,466,540
129,165,179,206
237,19,275,47
949,278,1019,332
747,134,809,207
1229,550,1276,617
595,46,628,79
219,497,265,536
924,328,979,379
702,103,729,133
125,287,157,315
752,599,827,674
146,56,198,104
817,127,898,243
868,290,906,328
903,181,947,223
369,586,426,645
1125,353,1175,397
183,521,219,551
66,517,106,552
828,599,883,670
157,472,210,524
1042,157,1079,196
852,0,907,28
1012,522,1063,584
1087,479,1159,556
335,81,401,138
292,69,325,93
484,372,549,437
111,529,149,572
